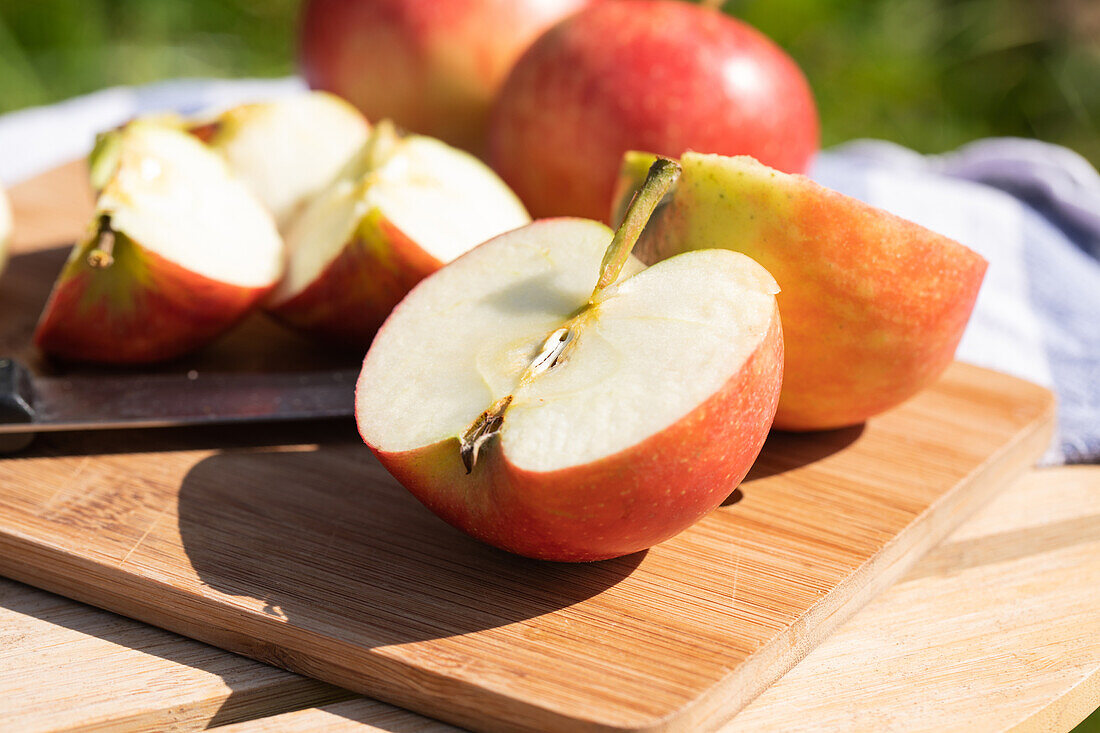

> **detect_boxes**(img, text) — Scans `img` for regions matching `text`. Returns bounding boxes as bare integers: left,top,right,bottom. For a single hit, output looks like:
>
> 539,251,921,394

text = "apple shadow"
721,424,866,506
480,270,584,316
742,424,865,484
176,438,646,654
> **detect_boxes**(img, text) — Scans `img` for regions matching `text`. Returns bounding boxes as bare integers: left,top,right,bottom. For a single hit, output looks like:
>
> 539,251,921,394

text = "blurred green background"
0,0,1096,166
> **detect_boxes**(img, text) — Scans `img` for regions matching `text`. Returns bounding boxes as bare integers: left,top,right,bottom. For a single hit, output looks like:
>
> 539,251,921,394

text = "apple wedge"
34,121,284,364
356,161,783,561
197,92,370,230
267,121,530,349
0,183,11,275
613,152,987,430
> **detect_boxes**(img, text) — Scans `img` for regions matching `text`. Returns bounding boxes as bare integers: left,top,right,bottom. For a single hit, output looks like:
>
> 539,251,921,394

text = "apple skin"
613,152,988,431
358,268,783,562
487,0,818,220
267,210,441,348
35,232,271,364
299,0,592,153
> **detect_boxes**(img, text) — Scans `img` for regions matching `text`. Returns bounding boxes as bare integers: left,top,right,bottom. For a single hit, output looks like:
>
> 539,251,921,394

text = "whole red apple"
299,0,592,154
487,0,818,220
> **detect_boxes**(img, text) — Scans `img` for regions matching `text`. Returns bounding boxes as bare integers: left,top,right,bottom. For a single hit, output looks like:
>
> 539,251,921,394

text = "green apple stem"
86,215,116,269
458,159,679,473
591,157,680,297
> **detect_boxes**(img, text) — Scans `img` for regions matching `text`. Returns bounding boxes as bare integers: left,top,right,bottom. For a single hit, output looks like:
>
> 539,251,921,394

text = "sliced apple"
613,152,987,431
356,161,783,561
198,91,370,230
267,121,531,349
34,121,284,364
0,183,11,275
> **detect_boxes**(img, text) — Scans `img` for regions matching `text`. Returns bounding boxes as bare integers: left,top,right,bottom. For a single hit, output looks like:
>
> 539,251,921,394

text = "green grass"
0,0,1096,166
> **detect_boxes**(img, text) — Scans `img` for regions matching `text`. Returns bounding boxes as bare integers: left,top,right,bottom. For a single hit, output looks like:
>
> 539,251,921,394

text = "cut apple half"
357,160,783,561
34,121,284,364
266,121,531,349
200,91,370,230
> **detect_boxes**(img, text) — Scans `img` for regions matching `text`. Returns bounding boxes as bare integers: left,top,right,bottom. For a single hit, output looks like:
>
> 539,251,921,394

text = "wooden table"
2,465,1097,732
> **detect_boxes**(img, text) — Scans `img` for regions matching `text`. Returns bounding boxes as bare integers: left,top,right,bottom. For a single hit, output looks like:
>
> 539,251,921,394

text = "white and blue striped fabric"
1,78,1096,464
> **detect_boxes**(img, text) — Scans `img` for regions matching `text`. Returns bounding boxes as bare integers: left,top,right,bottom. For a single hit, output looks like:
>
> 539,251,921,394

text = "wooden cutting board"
0,163,1056,732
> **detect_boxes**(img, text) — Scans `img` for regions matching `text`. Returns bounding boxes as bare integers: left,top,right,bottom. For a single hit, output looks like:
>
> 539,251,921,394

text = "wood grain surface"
0,578,351,732
0,164,1056,732
4,467,1096,732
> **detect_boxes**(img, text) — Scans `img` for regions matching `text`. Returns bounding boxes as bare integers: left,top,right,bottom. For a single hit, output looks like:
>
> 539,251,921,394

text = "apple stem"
591,157,680,297
86,215,116,269
701,0,727,10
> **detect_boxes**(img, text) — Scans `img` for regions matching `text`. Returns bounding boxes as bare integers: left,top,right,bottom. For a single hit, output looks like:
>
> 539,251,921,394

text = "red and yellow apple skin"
34,231,271,364
359,311,782,562
267,212,441,349
487,0,818,220
614,152,988,431
299,0,592,153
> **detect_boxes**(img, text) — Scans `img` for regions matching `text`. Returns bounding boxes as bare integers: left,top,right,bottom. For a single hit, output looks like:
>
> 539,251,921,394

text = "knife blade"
0,358,358,452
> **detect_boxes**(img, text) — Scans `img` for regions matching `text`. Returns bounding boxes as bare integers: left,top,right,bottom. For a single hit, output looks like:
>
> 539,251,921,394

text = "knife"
0,358,357,453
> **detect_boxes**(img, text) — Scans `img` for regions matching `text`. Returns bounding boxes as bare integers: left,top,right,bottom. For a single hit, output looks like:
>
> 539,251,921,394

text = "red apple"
34,121,284,364
487,0,818,220
299,0,592,154
355,161,783,561
613,152,988,431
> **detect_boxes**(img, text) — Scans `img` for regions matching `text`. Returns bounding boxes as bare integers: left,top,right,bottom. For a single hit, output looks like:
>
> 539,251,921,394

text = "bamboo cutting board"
0,163,1056,732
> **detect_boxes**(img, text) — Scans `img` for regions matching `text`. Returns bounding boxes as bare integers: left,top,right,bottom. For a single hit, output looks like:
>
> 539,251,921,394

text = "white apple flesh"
34,121,284,364
356,161,783,561
266,121,530,349
199,92,370,230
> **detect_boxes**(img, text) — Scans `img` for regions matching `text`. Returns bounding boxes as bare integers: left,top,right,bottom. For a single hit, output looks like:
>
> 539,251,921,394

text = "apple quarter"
201,92,370,230
615,151,987,430
34,122,284,364
266,128,530,349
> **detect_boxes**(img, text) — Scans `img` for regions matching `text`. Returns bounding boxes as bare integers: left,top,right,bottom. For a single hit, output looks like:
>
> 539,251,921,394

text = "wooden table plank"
727,465,1100,733
0,579,350,732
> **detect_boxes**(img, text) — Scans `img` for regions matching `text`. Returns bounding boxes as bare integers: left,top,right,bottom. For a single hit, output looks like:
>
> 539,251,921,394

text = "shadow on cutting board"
176,441,646,652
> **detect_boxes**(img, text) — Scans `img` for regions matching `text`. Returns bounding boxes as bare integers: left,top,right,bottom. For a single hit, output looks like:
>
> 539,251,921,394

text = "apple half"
613,152,988,430
356,161,783,561
197,92,370,230
0,183,11,276
266,121,531,350
34,121,284,364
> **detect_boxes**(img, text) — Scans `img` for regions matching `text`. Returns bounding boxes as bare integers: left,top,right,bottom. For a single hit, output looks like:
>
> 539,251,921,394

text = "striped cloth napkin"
1,78,1096,463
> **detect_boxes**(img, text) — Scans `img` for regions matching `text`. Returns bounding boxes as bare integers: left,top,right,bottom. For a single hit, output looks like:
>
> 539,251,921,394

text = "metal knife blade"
0,358,357,452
